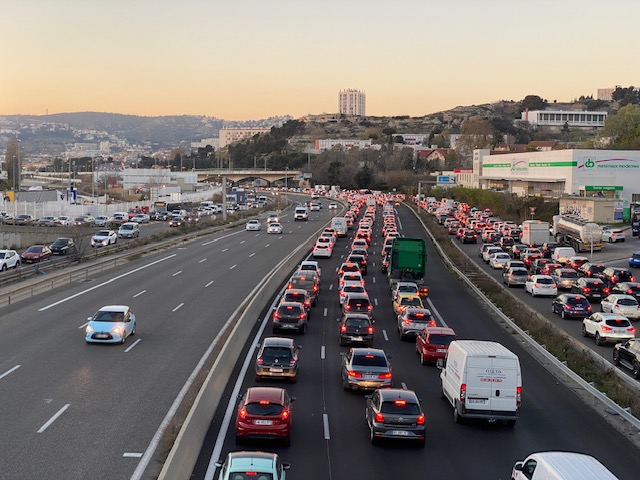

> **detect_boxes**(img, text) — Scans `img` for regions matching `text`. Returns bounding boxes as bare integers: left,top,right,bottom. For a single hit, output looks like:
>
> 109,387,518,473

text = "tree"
382,127,396,144
600,104,640,148
612,86,640,106
355,165,374,188
520,95,548,112
4,138,20,190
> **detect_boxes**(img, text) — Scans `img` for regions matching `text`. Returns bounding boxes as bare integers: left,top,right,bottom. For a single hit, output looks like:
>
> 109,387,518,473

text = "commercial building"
339,89,366,116
456,148,640,220
521,110,607,128
315,139,373,151
219,128,270,148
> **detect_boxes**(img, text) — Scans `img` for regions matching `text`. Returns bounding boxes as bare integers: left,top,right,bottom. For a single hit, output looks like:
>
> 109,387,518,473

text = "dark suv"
255,337,300,382
551,294,592,319
343,294,373,320
598,267,635,288
613,339,640,378
272,302,308,334
49,237,77,256
339,313,374,346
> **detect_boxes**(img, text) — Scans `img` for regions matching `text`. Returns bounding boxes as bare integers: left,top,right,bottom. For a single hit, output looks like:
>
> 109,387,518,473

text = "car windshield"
245,402,284,416
429,334,456,345
96,231,111,236
52,239,68,246
633,254,640,260
353,354,387,367
94,311,124,322
26,246,43,253
380,401,421,415
122,225,133,230
605,318,630,327
618,298,638,306
261,347,292,363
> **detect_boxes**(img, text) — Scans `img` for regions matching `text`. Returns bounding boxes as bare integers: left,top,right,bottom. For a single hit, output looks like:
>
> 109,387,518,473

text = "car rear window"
407,311,432,322
510,269,528,276
618,272,633,281
380,401,421,415
537,278,555,284
566,298,590,307
618,298,638,306
558,271,578,278
343,286,365,294
347,299,371,310
261,347,292,363
290,278,314,289
277,304,303,315
353,354,387,367
284,293,306,303
398,286,418,294
401,298,422,307
605,318,631,327
429,334,456,346
245,402,284,416
345,317,370,327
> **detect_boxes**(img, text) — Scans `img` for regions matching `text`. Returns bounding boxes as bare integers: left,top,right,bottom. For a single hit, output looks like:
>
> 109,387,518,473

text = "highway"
0,199,332,479
192,202,640,480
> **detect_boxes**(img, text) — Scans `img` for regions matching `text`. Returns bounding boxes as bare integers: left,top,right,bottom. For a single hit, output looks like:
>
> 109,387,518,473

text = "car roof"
262,337,295,347
608,294,637,300
245,386,286,403
378,388,419,402
396,281,418,288
226,451,278,469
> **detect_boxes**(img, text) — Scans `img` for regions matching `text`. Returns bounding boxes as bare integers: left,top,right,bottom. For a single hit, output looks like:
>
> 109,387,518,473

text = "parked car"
36,216,59,227
255,337,300,382
551,294,592,319
13,214,34,225
0,250,21,270
365,388,426,446
582,312,635,345
613,338,640,378
49,237,77,255
85,305,136,344
20,245,53,263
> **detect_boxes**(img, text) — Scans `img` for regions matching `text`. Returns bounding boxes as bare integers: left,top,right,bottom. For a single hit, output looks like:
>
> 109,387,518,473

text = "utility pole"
222,176,227,221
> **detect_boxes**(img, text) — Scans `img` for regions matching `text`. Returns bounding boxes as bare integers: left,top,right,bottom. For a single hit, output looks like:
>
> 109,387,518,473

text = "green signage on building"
584,185,623,191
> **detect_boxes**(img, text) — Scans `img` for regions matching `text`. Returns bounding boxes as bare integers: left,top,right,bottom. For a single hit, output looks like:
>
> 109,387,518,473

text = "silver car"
397,307,435,340
551,268,579,290
341,347,392,391
365,388,426,446
503,267,529,287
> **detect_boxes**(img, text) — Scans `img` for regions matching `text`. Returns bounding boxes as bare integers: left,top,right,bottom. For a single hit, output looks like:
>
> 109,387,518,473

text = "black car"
541,242,559,259
339,313,374,346
577,262,606,278
571,277,609,301
49,237,77,256
613,339,640,378
610,282,640,302
460,229,478,244
499,236,515,250
272,302,308,334
347,254,368,276
531,258,553,275
511,244,528,259
551,294,592,319
598,267,635,288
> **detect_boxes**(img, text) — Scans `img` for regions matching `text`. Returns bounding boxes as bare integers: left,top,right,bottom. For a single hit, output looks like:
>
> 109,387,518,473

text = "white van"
331,216,348,237
294,206,309,221
512,451,618,480
552,246,577,265
439,340,522,426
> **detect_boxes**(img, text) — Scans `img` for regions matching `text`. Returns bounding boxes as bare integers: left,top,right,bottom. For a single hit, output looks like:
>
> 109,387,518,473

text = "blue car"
85,305,137,344
629,251,640,268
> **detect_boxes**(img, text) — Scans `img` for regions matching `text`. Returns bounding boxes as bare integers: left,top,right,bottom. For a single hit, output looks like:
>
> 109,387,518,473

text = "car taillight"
375,412,384,422
417,414,425,425
273,312,280,319
628,327,636,333
313,285,318,292
583,287,590,292
565,305,571,310
290,358,296,365
281,409,289,419
378,372,392,379
348,370,362,378
300,313,306,319
340,325,347,332
604,288,610,293
239,408,247,419
460,383,467,403
345,305,351,310
368,326,374,334
257,357,263,365
367,305,372,311
614,305,619,309
534,283,540,288
601,326,613,332
516,386,522,407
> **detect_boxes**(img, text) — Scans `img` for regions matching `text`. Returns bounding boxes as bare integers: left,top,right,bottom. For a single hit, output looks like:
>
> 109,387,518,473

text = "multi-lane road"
191,202,640,480
0,200,332,479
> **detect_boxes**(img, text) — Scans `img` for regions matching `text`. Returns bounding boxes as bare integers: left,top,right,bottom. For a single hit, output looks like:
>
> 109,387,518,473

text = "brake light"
403,319,412,326
417,414,425,425
300,313,306,319
345,305,351,310
583,287,590,292
603,288,610,294
313,285,318,292
628,327,636,333
429,319,436,326
348,370,362,378
565,305,571,310
367,305,372,311
378,372,392,379
375,412,384,422
460,383,467,402
281,409,289,419
257,357,263,365
516,386,522,407
341,325,347,332
273,312,280,319
601,326,613,332
368,326,374,334
239,408,247,419
614,304,619,309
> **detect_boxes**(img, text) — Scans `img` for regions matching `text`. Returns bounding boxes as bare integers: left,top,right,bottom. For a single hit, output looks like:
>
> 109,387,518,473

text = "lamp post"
285,167,289,191
16,139,21,192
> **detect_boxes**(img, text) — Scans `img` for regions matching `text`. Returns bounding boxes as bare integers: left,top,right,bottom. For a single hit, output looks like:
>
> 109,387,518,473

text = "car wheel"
582,324,589,337
342,375,349,391
608,237,614,243
369,427,378,445
561,309,567,319
420,351,427,366
600,304,604,312
131,323,136,336
453,403,463,424
531,290,536,297
14,261,20,269
595,332,604,346
0,264,6,271
613,350,620,366
121,333,126,344
633,361,640,379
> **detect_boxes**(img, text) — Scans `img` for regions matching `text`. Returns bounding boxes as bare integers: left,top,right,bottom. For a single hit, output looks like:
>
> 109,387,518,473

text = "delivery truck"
521,220,550,246
330,216,347,237
388,237,428,296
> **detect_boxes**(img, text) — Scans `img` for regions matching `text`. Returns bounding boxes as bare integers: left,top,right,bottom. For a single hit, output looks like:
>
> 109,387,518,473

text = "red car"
20,245,53,264
235,387,294,445
416,326,457,364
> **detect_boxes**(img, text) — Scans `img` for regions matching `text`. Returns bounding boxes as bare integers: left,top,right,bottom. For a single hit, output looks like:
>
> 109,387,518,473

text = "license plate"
364,374,378,380
592,294,601,298
437,349,447,353
390,430,409,436
254,420,273,425
270,368,283,373
467,398,487,405
352,336,363,342
95,334,109,339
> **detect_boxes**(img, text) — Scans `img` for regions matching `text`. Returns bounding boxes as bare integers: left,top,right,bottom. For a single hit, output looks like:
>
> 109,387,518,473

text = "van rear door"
466,357,519,413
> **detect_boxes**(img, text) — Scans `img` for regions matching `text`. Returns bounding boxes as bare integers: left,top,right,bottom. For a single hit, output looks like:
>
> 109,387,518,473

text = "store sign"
437,175,456,185
511,160,528,174
584,185,623,191
454,169,473,173
579,157,640,170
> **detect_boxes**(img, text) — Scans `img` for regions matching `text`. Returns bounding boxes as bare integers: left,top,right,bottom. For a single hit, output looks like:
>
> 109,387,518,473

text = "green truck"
388,237,428,294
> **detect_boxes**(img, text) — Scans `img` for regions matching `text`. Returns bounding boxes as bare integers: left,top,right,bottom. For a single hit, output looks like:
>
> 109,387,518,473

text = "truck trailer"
552,215,603,252
521,220,550,246
388,237,428,295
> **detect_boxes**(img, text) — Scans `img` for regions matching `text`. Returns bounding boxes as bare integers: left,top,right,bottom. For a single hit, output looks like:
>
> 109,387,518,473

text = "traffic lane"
0,210,330,476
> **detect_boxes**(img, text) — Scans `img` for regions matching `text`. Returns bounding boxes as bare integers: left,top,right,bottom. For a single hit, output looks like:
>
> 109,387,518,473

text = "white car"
91,230,118,247
328,203,338,210
57,215,74,226
312,242,333,258
525,275,558,297
483,247,503,263
310,203,321,211
392,281,419,302
489,252,511,269
266,214,280,224
600,294,640,319
93,216,109,227
338,282,368,305
131,214,150,223
602,228,626,243
245,219,261,231
299,260,321,278
267,222,283,234
582,312,635,345
0,250,21,271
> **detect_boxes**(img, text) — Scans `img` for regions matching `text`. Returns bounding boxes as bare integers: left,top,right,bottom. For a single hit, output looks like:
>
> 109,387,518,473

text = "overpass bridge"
196,169,304,187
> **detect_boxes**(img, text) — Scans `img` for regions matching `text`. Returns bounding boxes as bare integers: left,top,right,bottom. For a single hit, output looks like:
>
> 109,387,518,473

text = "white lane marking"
205,280,214,288
297,225,301,229
323,308,328,317
78,322,89,329
125,339,141,353
123,452,143,458
172,271,182,277
265,244,271,248
382,329,389,341
426,298,449,328
202,230,243,246
230,264,237,270
329,284,333,291
255,233,260,237
249,253,256,258
240,240,246,244
133,290,146,298
321,346,326,359
199,258,207,263
221,248,228,253
323,413,331,440
0,365,21,381
372,262,376,268
172,303,184,312
37,404,70,433
278,236,283,239
372,277,376,284
341,254,344,259
397,216,403,230
177,247,187,250
401,382,408,390
374,298,378,306
39,255,177,311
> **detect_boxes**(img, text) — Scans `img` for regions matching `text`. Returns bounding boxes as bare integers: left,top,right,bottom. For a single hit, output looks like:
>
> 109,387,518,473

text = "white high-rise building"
339,89,366,116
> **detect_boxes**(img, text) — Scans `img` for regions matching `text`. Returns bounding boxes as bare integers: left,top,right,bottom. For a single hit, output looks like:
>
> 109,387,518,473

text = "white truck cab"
512,451,618,480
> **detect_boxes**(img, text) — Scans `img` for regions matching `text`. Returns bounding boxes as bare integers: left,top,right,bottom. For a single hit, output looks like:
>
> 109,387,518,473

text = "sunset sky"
1,0,637,120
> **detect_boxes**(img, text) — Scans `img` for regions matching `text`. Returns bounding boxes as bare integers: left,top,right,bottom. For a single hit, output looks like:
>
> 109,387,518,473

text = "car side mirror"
513,462,523,472
214,462,223,468
87,317,92,321
290,396,296,402
283,463,291,470
436,358,444,369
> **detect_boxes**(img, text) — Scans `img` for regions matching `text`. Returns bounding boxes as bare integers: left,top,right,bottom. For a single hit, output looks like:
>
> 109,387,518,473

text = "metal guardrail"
406,203,640,432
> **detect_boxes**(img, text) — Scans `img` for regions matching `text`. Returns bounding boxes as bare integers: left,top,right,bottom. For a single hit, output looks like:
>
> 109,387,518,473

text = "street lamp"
285,167,289,191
